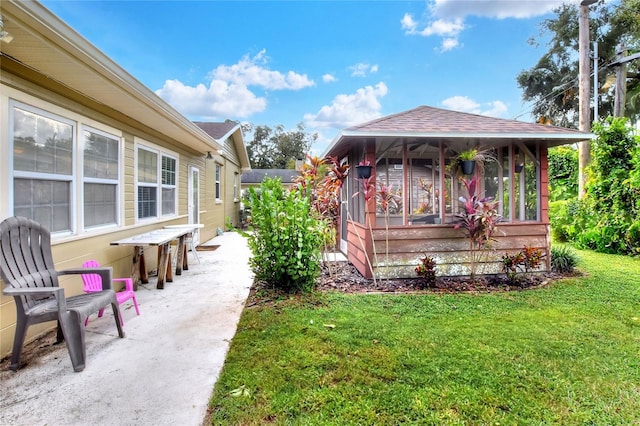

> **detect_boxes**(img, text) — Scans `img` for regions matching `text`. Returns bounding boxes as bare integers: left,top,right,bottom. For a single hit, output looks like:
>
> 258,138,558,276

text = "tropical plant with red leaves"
294,154,349,232
455,176,501,279
293,155,350,276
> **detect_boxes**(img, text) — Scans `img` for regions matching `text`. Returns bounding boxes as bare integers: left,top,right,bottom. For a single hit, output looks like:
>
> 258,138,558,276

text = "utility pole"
578,0,596,199
608,50,640,117
614,44,627,117
593,41,598,123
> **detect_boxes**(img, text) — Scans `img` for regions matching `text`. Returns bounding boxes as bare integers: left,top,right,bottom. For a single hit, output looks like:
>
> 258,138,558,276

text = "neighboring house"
324,105,592,279
241,169,301,192
195,122,251,228
238,169,300,229
0,1,250,358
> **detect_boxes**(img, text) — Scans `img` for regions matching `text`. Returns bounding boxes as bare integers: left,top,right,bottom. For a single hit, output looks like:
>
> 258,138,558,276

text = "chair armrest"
3,287,65,297
4,287,68,311
60,267,113,291
113,277,134,291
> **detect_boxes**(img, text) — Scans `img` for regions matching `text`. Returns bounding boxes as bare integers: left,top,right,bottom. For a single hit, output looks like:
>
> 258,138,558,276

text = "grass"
206,248,640,425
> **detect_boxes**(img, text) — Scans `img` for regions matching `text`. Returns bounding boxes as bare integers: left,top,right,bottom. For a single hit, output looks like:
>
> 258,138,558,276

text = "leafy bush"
548,146,578,201
502,246,545,281
521,245,544,272
415,254,437,288
549,200,572,242
501,252,525,281
550,245,578,273
244,177,326,292
570,117,640,255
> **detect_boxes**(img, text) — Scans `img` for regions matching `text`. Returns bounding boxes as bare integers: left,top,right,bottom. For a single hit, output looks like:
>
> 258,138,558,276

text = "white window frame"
215,163,222,202
135,140,179,222
233,171,239,202
10,100,77,236
161,154,178,216
81,125,121,230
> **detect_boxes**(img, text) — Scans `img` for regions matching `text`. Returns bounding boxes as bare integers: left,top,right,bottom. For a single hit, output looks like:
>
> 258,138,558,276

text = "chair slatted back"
81,259,105,292
0,217,59,308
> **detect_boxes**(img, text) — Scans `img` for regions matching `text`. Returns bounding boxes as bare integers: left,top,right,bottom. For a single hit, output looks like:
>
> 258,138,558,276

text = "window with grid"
233,172,239,200
137,147,158,219
12,104,74,233
215,164,221,200
161,155,176,215
83,127,119,228
136,146,178,220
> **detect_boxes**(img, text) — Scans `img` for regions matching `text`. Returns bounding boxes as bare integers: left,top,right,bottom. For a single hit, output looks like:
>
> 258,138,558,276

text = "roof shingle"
344,105,587,136
194,122,239,139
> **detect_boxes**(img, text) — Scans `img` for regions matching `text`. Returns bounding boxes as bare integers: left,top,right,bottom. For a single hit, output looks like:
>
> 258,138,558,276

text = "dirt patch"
0,329,60,370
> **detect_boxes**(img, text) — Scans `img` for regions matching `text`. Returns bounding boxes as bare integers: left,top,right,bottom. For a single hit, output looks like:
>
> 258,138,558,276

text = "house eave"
0,0,221,154
225,125,251,170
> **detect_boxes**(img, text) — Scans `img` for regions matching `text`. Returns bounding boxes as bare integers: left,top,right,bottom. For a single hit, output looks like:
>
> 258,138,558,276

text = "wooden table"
164,224,204,267
110,227,197,289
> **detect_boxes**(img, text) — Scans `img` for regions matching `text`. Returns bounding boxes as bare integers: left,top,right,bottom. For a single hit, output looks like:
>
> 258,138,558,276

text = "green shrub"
548,146,578,201
570,117,640,256
244,177,325,292
550,245,578,274
549,200,575,242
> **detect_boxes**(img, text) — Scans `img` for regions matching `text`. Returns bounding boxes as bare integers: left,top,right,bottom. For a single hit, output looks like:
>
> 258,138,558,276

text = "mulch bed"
246,261,573,307
317,262,562,293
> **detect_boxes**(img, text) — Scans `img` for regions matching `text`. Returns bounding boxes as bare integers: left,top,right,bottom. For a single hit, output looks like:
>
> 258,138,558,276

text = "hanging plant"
455,148,496,176
355,160,372,179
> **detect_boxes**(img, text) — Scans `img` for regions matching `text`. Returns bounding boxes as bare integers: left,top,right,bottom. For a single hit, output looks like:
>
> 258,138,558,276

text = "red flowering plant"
454,176,501,280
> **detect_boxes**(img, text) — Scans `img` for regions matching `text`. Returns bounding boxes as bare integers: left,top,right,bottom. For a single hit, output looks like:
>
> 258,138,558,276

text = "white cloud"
304,82,389,129
432,0,566,20
402,13,465,51
323,73,337,83
155,79,266,118
155,49,314,119
348,63,379,77
401,13,418,32
441,37,460,52
402,0,567,52
211,49,314,90
441,96,508,118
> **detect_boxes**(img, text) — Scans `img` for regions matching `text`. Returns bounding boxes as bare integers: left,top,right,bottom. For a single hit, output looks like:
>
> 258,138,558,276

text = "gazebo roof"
325,105,593,156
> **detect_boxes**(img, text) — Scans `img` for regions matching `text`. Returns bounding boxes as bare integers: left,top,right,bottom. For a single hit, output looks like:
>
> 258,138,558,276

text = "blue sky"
41,0,580,154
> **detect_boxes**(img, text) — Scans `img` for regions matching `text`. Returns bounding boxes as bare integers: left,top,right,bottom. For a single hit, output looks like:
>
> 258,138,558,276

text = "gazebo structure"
323,106,592,279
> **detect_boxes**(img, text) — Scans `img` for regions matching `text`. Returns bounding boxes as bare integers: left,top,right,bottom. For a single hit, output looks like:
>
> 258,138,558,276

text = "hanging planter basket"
514,163,524,173
356,165,373,179
459,160,476,176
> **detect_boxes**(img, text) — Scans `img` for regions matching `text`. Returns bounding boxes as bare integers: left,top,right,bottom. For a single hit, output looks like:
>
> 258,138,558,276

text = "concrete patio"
0,231,253,426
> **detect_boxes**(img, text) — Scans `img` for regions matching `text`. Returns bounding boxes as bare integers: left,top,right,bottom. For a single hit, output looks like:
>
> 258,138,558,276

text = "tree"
517,0,640,127
244,122,317,169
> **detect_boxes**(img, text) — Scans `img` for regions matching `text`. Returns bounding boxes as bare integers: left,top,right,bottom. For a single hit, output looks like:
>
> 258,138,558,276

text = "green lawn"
207,248,640,425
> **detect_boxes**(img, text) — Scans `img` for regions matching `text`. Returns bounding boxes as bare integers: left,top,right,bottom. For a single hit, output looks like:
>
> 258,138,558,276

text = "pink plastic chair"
81,260,140,325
